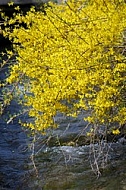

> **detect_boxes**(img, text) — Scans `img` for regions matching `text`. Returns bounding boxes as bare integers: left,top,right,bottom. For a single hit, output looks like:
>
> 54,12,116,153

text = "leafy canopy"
3,0,126,132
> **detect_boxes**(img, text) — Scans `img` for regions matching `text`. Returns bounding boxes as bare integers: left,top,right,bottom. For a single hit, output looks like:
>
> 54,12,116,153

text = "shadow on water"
0,43,126,190
0,42,33,189
0,99,33,189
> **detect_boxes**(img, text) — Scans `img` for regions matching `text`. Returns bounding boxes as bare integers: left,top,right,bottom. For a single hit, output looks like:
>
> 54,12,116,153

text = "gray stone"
0,0,44,5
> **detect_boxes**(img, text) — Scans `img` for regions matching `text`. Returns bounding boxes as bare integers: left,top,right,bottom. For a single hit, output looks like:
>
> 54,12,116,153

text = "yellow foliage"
112,129,120,135
3,0,126,131
8,1,14,6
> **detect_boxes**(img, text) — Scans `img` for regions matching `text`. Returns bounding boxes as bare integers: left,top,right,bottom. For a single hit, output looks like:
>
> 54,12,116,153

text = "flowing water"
27,143,126,190
0,44,126,190
0,98,126,190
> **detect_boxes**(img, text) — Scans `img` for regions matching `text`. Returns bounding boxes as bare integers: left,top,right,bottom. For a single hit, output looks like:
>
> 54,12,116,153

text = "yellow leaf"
8,1,14,6
112,129,120,135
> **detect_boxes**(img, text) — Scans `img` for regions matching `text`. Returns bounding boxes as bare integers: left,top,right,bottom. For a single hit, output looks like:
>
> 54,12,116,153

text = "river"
0,43,126,190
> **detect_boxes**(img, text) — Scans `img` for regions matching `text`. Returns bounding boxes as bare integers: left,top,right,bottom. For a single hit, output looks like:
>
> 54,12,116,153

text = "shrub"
2,0,126,133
